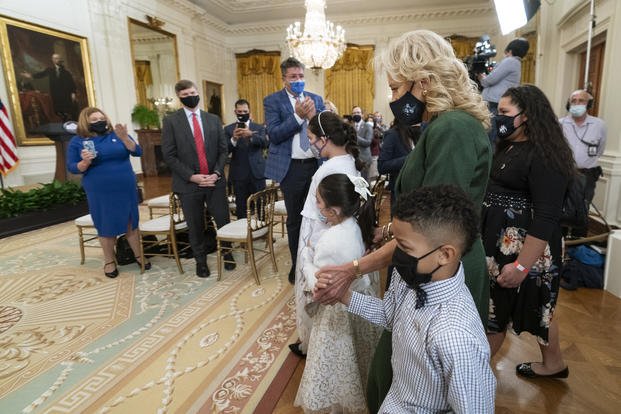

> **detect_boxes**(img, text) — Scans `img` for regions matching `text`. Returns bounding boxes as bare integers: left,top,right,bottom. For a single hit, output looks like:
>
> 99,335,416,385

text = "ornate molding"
198,5,494,35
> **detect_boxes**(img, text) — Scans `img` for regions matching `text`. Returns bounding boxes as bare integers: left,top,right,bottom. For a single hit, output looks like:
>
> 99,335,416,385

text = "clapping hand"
114,124,129,141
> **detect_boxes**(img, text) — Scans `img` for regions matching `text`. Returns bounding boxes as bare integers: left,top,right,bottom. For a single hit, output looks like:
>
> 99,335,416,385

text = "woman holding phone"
67,106,147,278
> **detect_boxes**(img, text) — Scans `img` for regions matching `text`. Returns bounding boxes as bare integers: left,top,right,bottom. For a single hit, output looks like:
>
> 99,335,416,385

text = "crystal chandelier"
286,0,346,70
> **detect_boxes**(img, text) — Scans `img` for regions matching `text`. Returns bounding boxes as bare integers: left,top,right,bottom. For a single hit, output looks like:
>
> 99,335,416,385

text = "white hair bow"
347,174,372,201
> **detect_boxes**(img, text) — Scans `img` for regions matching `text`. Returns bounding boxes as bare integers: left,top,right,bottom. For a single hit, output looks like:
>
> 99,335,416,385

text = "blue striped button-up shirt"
348,264,496,413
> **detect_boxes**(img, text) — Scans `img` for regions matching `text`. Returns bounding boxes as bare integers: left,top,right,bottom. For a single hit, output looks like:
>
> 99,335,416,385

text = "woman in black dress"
483,85,574,378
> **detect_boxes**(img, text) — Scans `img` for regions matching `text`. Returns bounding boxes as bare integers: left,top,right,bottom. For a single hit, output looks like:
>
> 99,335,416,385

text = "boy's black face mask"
391,245,443,308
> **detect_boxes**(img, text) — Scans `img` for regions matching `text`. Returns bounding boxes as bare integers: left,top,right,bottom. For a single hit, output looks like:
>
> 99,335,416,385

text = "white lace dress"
294,155,358,353
294,217,381,414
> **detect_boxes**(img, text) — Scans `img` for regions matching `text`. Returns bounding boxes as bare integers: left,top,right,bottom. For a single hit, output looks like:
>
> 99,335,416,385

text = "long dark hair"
392,117,422,150
317,174,376,249
499,85,576,176
308,111,364,171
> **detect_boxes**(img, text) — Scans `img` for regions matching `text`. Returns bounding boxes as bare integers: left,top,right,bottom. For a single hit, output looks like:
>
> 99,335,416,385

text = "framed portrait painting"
0,16,95,145
203,80,223,121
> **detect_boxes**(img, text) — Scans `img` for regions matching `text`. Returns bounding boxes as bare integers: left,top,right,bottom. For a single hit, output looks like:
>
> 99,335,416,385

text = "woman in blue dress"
67,107,149,277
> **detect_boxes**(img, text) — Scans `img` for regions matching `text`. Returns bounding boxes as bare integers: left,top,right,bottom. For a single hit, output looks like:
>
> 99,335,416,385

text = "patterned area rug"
0,215,296,413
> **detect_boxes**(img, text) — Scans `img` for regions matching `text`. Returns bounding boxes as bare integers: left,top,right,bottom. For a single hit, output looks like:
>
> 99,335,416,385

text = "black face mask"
236,113,250,123
495,112,523,140
180,95,200,109
352,114,362,123
390,85,426,126
392,245,442,308
89,120,109,135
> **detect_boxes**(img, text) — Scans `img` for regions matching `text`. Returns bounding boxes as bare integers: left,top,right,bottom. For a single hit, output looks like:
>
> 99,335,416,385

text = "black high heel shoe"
104,261,119,278
135,257,151,271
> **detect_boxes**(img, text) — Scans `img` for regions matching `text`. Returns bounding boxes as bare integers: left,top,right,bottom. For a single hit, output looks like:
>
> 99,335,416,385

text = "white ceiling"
187,0,493,25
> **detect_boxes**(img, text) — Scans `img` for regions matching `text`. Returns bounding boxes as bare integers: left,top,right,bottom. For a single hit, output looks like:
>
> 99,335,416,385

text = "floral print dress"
482,142,568,345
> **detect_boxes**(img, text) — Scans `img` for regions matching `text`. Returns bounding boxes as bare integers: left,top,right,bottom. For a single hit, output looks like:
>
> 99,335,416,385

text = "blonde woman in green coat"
313,29,492,412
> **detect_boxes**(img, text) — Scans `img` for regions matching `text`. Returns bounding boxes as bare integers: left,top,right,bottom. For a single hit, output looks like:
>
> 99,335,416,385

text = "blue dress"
66,132,142,237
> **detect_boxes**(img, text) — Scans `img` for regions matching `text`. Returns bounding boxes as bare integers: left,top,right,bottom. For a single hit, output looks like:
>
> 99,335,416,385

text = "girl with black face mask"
66,107,148,278
483,84,575,380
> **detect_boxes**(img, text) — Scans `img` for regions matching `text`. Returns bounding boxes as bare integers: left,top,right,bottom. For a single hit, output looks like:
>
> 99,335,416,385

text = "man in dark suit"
224,99,268,218
162,79,235,278
22,53,77,121
264,58,324,284
352,105,373,180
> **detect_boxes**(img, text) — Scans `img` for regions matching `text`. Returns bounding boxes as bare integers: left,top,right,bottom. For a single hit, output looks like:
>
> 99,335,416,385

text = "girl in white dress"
295,173,381,414
291,111,366,356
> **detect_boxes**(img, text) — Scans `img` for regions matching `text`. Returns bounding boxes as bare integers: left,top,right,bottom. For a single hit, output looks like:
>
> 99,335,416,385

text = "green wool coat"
394,109,492,322
366,110,492,413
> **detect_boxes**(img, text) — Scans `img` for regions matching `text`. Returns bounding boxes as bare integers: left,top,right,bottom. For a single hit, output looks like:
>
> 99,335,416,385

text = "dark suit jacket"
378,127,412,192
263,89,324,183
33,66,76,113
224,121,267,180
161,109,227,194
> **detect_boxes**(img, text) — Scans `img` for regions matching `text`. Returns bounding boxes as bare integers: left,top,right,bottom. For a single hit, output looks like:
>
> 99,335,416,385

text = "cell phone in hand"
83,140,97,157
236,122,245,129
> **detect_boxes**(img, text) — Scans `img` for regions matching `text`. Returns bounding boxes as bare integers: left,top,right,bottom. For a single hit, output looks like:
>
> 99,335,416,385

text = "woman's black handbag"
115,235,135,265
560,172,589,227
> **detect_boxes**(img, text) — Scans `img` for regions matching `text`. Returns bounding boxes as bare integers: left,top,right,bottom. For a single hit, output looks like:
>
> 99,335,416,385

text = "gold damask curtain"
520,32,537,84
236,51,282,124
134,60,153,107
448,36,478,60
325,45,374,116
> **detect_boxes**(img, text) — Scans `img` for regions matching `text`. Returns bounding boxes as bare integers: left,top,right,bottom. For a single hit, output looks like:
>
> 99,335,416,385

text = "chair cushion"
74,214,94,226
147,195,169,208
274,200,287,215
217,219,269,239
140,214,187,232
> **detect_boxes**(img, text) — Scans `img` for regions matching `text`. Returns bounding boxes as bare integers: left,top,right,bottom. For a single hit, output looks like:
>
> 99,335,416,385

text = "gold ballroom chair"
74,213,100,264
216,187,278,285
138,193,191,273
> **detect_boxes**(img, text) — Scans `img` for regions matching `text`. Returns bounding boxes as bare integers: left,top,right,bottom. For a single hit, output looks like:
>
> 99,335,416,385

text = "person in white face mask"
559,89,607,213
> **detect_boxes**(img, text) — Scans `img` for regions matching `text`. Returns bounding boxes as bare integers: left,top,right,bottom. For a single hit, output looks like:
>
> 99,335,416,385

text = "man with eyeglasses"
263,58,325,284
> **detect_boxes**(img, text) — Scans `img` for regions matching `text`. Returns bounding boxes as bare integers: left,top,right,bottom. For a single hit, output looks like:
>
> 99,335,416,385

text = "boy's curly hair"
393,185,480,256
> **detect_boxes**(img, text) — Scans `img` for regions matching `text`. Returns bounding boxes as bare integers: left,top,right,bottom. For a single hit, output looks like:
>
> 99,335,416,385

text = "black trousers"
178,180,230,264
279,159,318,272
233,176,266,219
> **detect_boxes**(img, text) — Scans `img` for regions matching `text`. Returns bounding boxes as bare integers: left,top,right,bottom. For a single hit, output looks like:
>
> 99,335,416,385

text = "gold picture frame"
0,15,95,145
204,80,224,121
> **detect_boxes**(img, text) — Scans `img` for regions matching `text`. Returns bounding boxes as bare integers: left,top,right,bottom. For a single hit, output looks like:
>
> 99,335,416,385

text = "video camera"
463,35,497,89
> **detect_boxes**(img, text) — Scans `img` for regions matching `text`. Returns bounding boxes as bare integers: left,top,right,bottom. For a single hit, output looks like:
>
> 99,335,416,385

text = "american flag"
0,98,19,175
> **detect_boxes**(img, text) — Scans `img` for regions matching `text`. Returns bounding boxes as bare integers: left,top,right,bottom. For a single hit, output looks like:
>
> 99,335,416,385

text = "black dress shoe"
104,261,119,278
223,253,236,271
288,342,306,358
516,362,569,379
196,263,210,278
288,267,295,285
135,257,152,271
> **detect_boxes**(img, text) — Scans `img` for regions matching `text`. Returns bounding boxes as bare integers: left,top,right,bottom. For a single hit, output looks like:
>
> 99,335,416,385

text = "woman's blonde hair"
77,107,112,137
324,100,339,114
377,30,490,129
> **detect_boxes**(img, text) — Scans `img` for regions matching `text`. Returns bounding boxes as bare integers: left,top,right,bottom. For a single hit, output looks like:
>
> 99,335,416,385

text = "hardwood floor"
140,176,621,413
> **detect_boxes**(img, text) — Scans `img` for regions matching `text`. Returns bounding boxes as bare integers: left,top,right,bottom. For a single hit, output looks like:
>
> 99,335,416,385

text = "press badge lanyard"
571,124,598,156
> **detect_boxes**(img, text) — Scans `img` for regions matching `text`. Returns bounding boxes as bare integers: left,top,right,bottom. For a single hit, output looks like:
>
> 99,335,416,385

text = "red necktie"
192,113,209,174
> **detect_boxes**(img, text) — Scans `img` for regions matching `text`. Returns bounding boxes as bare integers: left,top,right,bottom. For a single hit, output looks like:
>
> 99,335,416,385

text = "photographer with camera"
479,37,529,143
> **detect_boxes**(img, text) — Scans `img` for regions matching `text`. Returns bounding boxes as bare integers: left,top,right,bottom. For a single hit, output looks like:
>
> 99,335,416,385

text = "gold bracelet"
384,222,393,241
352,259,363,279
